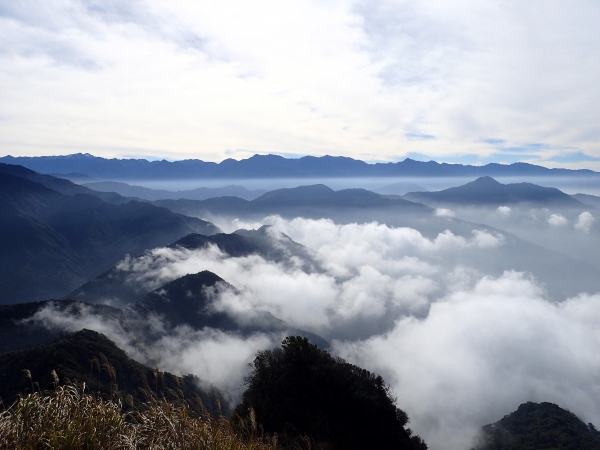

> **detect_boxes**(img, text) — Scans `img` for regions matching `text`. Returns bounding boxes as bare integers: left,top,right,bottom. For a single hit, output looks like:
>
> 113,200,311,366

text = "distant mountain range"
403,176,590,208
83,181,268,201
2,162,598,304
374,181,428,195
1,153,598,180
154,184,432,227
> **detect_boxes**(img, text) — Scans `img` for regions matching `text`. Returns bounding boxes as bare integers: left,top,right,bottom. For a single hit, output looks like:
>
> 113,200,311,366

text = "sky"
1,0,600,169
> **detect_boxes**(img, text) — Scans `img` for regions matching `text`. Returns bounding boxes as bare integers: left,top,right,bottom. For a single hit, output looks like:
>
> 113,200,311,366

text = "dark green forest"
475,401,600,450
235,336,427,450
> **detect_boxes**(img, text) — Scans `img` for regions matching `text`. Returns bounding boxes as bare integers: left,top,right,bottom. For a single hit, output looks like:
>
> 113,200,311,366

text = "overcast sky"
1,0,600,168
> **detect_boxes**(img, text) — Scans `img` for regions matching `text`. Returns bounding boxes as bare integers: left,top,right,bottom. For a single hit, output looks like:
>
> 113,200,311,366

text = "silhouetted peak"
134,271,237,331
469,176,502,186
257,224,273,233
247,154,286,161
155,270,224,295
66,153,95,159
169,233,222,250
70,328,114,344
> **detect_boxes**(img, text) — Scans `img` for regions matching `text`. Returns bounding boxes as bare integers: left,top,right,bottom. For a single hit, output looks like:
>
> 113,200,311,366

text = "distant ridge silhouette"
404,176,588,207
1,153,598,180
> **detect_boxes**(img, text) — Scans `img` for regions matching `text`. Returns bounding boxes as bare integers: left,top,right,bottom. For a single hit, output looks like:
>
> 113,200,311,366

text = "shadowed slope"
0,329,221,413
133,271,239,331
0,172,220,304
0,162,126,204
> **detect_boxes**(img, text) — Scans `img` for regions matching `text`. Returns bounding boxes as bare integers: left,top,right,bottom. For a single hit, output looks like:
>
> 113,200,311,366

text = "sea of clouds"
30,215,600,450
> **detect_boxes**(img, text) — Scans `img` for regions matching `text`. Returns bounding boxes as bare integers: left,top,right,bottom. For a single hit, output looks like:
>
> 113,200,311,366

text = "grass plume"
0,382,277,450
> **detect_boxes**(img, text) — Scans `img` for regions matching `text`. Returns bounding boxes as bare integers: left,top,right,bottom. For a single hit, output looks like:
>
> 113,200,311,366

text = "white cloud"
496,205,511,217
435,208,455,218
334,273,600,450
146,326,277,400
29,301,278,403
547,213,568,227
26,215,600,449
88,218,507,334
574,211,595,233
471,229,504,248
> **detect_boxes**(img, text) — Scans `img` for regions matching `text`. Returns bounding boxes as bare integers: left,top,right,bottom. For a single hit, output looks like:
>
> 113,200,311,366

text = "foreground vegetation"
237,336,427,450
0,329,222,415
0,335,427,449
0,383,276,450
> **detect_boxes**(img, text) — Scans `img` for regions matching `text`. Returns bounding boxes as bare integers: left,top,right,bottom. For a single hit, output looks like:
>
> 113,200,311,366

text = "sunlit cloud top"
1,0,599,168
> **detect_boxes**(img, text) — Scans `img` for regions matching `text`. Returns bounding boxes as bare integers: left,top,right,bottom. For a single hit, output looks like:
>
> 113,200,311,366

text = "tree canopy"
475,401,600,450
235,336,427,450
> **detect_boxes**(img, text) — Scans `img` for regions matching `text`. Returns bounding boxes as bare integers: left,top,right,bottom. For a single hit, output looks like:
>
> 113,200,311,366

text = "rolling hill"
83,181,268,201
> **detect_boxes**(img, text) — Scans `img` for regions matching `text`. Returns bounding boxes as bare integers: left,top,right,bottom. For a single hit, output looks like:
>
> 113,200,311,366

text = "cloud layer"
1,1,600,167
28,216,600,449
335,275,600,449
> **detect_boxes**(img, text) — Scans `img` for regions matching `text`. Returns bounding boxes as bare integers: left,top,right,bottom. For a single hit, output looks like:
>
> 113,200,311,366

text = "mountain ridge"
403,176,589,208
1,153,597,180
83,181,268,201
153,184,431,221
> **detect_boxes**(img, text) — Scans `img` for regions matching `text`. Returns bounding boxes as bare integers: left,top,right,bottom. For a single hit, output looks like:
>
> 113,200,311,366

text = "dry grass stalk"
0,382,277,450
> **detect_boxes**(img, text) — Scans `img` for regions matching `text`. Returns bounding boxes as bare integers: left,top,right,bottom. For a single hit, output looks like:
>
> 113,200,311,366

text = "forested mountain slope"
0,172,219,304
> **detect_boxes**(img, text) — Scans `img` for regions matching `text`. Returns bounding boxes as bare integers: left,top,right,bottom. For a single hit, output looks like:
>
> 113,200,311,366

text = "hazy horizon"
84,175,600,197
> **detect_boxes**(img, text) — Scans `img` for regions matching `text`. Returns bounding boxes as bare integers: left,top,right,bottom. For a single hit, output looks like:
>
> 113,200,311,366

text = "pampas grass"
0,382,277,450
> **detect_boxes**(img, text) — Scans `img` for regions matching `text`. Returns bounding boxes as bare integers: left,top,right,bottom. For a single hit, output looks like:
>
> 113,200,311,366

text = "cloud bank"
335,274,600,449
28,216,600,449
